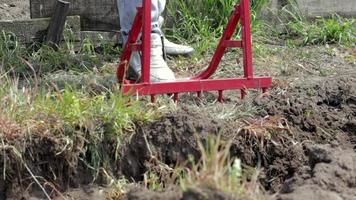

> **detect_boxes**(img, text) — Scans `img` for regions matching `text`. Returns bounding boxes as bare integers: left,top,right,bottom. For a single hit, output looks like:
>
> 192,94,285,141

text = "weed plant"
178,135,264,199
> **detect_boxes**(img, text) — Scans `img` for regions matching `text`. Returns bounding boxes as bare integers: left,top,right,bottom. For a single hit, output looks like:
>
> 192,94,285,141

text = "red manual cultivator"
117,0,272,102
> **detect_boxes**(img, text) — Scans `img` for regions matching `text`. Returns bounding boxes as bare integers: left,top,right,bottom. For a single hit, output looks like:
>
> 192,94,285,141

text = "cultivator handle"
117,0,272,102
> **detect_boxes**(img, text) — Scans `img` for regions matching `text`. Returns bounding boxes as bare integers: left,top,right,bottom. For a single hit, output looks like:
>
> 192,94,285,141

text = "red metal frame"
117,0,272,102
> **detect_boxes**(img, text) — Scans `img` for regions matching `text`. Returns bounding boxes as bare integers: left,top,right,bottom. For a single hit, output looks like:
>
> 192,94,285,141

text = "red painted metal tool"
117,0,272,102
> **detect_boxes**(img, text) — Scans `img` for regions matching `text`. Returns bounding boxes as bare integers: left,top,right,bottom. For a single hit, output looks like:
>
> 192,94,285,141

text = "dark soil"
124,186,182,200
258,77,356,199
120,110,221,181
124,186,238,200
256,77,356,134
120,109,306,191
278,144,356,200
2,75,355,199
119,76,356,199
0,129,118,199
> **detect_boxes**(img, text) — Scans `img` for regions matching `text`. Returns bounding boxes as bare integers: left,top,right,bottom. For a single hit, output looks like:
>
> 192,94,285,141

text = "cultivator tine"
262,88,268,93
218,90,224,103
151,94,156,103
241,89,247,99
173,93,179,102
197,91,202,99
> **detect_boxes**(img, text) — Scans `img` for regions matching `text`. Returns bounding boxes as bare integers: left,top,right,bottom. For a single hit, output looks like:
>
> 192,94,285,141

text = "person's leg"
118,0,193,56
117,0,164,37
117,0,175,82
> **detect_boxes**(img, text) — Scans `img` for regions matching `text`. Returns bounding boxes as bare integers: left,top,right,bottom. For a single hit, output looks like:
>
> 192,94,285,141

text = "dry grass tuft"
239,116,291,139
0,116,22,140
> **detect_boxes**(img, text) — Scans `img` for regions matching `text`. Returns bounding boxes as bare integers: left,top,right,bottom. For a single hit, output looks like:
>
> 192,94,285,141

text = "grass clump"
178,135,264,199
0,29,156,195
0,75,157,195
271,2,356,46
283,15,356,46
0,77,154,139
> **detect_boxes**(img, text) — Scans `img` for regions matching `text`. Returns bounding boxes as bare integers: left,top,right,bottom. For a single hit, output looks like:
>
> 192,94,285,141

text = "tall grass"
165,0,270,55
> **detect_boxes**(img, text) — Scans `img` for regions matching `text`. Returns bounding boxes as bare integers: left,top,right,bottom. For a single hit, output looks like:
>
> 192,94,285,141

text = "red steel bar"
121,77,271,95
218,90,224,103
141,0,152,83
117,7,143,84
192,3,241,80
241,0,254,79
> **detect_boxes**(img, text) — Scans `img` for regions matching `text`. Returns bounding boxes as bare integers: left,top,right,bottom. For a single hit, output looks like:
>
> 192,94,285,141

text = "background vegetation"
165,0,355,55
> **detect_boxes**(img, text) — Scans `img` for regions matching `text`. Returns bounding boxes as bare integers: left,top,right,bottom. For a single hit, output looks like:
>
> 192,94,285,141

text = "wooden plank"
0,16,81,44
80,31,122,44
30,0,120,31
296,0,356,17
46,0,70,47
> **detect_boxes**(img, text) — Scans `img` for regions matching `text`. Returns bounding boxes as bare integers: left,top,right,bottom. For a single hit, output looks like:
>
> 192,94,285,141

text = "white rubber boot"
163,38,195,56
158,16,195,56
128,33,175,82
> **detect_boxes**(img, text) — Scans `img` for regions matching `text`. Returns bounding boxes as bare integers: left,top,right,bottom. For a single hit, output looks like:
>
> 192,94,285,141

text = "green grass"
0,30,156,184
165,0,355,60
282,15,356,46
165,0,270,56
0,76,157,182
0,29,120,76
0,74,155,137
272,2,356,47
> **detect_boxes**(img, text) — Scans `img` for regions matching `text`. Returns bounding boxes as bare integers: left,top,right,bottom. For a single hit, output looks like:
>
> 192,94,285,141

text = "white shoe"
164,37,195,56
128,33,175,83
158,16,194,56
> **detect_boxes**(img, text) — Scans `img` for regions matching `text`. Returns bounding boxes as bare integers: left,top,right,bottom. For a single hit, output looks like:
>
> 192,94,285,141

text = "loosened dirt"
120,109,305,191
124,186,238,200
120,110,220,181
119,75,356,199
256,77,356,134
278,144,356,200
1,133,96,199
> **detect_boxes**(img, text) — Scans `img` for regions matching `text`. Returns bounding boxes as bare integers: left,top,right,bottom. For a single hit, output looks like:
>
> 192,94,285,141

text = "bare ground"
118,74,356,200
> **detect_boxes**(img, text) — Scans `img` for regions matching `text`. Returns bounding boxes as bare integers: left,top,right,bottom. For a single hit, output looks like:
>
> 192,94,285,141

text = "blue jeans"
117,0,166,35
